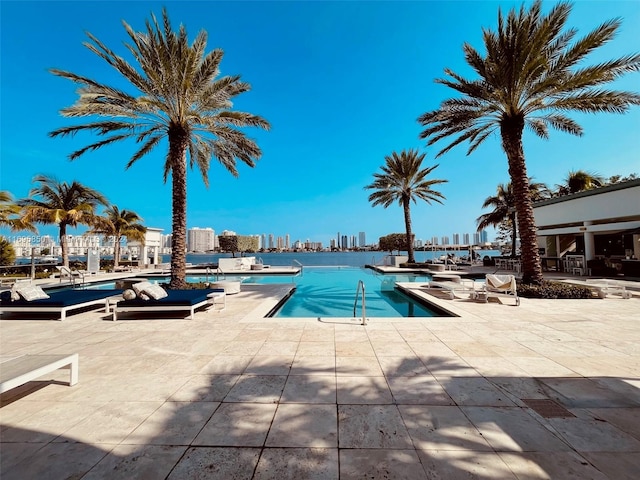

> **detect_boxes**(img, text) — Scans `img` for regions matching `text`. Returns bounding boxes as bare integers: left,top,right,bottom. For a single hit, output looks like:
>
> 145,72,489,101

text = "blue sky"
1,0,639,247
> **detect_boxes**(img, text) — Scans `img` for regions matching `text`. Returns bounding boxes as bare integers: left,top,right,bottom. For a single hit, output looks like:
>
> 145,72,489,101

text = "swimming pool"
266,267,443,318
79,267,447,318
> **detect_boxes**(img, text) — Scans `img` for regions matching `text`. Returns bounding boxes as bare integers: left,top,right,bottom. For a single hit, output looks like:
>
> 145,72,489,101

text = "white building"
187,227,215,252
534,179,640,276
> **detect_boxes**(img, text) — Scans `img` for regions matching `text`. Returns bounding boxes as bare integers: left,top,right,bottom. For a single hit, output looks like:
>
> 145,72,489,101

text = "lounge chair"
483,274,520,306
585,279,632,299
0,287,123,321
423,274,478,300
1,353,78,394
111,288,225,321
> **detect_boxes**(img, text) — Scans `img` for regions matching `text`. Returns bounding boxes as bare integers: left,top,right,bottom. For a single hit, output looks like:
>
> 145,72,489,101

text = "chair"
483,274,520,305
424,274,478,300
111,288,225,321
1,354,79,394
0,288,123,321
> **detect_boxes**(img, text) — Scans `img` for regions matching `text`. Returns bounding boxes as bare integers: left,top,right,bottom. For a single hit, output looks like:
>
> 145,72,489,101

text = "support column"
583,221,595,262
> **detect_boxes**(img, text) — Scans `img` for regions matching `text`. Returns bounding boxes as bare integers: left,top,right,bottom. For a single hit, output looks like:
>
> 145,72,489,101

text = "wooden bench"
0,354,79,393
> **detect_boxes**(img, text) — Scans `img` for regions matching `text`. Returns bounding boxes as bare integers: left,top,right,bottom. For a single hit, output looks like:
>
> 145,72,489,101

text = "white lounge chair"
484,274,520,306
0,353,79,394
586,279,632,299
424,274,478,300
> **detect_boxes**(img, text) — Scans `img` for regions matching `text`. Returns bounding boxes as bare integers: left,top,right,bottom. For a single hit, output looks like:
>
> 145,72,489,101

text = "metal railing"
353,280,367,326
292,259,303,272
205,266,224,282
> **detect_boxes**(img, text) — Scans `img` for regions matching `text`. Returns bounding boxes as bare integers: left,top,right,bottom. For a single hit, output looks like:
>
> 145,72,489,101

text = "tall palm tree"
0,191,36,232
418,0,640,284
88,206,146,269
17,175,108,268
477,180,549,257
365,149,447,263
556,170,605,196
48,9,269,289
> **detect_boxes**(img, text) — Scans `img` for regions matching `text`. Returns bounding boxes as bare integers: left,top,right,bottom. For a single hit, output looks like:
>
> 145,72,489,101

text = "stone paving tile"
377,355,431,377
439,376,517,406
461,406,572,452
498,451,609,480
387,375,454,405
200,355,254,374
338,405,413,449
0,443,46,476
581,452,640,480
339,448,427,479
254,447,338,479
81,444,188,479
585,407,640,441
546,412,640,452
1,441,111,480
223,375,287,403
169,374,240,402
399,405,493,451
290,355,336,375
417,449,518,479
193,403,277,446
53,401,162,445
336,376,393,404
167,446,261,480
335,355,384,376
245,355,295,375
123,401,219,445
281,374,336,403
266,404,337,447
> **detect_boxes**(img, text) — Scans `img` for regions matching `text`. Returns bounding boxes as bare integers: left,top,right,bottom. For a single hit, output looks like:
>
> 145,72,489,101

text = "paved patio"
1,279,639,479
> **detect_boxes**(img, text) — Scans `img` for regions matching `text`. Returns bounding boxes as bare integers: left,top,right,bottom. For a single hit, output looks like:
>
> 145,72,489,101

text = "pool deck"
1,269,639,479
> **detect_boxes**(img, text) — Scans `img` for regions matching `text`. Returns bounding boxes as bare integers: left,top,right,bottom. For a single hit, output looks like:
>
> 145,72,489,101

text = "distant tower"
463,233,470,245
359,231,366,247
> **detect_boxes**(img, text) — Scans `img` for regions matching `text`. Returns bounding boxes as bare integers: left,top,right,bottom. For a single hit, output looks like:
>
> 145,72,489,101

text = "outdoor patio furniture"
0,288,123,321
111,288,225,320
0,353,79,394
483,274,520,306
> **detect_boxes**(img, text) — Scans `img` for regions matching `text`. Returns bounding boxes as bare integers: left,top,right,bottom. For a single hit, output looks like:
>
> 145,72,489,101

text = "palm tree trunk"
59,223,69,268
169,127,189,289
501,118,543,284
510,212,517,258
113,235,121,269
403,199,415,263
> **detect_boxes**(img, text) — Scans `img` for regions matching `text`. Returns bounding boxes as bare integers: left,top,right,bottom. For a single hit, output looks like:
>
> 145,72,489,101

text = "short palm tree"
556,170,605,196
365,149,447,263
88,206,146,269
17,175,108,268
0,191,36,233
418,0,640,284
48,9,269,289
477,180,549,257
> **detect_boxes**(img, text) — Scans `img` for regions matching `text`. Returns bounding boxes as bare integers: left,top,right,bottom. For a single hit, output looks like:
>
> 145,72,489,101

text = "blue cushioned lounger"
112,289,223,321
0,289,123,321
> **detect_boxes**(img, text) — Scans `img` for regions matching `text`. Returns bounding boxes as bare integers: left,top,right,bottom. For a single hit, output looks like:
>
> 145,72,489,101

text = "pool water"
268,267,441,318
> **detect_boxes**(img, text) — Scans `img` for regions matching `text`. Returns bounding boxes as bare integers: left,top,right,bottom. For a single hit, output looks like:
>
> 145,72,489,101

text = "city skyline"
1,2,638,247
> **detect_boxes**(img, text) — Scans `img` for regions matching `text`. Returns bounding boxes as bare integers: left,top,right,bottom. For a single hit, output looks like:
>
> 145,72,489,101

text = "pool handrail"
353,280,367,325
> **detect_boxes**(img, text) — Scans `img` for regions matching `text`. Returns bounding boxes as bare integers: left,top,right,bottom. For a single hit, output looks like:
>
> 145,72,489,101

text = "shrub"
517,281,595,299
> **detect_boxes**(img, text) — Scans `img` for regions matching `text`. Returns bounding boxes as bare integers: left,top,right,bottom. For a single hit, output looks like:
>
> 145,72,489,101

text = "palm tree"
418,0,640,284
48,9,269,289
88,206,146,269
477,180,549,257
0,191,36,232
365,149,447,263
556,170,605,196
17,175,108,268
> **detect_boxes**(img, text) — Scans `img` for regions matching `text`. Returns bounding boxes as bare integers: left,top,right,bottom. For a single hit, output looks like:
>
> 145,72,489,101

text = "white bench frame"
0,296,116,321
0,354,79,393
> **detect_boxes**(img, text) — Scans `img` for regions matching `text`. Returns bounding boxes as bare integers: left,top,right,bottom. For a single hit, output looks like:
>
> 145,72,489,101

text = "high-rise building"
441,236,450,246
480,229,489,243
188,227,215,252
452,233,460,245
473,232,481,245
431,236,439,246
285,234,290,250
463,233,470,245
268,234,274,250
359,231,366,247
